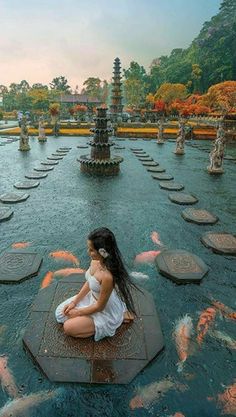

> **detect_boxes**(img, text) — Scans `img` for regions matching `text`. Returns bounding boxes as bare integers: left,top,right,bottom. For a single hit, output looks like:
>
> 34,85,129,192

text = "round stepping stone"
159,182,184,191
77,145,89,149
130,148,143,151
56,149,70,152
0,192,29,203
147,166,164,172
52,153,64,157
155,249,208,283
182,208,218,225
47,156,63,161
0,207,13,222
142,161,158,167
201,232,236,255
34,166,54,172
41,161,59,166
139,158,153,162
14,180,40,189
25,172,48,179
168,192,198,205
152,173,174,181
0,250,43,283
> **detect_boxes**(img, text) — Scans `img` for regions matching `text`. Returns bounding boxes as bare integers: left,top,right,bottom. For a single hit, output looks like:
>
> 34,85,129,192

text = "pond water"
0,136,235,417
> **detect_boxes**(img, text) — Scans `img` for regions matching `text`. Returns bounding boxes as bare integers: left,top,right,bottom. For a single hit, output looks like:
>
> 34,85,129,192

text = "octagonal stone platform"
155,249,209,284
0,250,43,283
14,180,40,190
147,166,164,173
0,192,30,204
0,206,14,222
182,208,218,225
23,275,164,384
201,232,236,255
159,182,184,191
152,173,174,181
138,157,153,162
25,172,48,180
168,192,198,205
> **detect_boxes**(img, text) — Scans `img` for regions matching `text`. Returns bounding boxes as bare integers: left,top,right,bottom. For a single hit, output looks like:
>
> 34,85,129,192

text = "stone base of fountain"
207,166,224,175
157,139,164,145
79,155,123,176
174,148,185,155
19,144,30,151
38,137,47,143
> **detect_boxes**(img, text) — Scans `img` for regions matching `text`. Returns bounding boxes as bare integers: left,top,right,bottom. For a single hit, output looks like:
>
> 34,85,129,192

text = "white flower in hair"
98,248,109,258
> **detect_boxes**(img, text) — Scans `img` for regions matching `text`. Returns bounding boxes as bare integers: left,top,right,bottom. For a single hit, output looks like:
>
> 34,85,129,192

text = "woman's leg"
63,316,95,338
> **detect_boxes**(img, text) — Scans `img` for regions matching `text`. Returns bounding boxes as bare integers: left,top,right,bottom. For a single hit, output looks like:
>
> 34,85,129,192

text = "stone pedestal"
38,119,47,142
207,121,226,175
174,119,186,155
19,116,30,152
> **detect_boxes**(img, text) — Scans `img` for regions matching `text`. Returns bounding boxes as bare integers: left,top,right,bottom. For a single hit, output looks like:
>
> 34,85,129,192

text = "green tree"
123,62,148,107
50,76,71,93
82,77,102,99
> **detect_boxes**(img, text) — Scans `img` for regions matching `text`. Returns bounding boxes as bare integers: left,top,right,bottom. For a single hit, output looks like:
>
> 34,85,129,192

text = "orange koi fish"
173,314,193,372
196,307,216,345
0,390,56,417
134,250,161,264
0,356,18,398
169,414,185,417
41,271,54,289
212,300,236,321
11,242,31,249
53,268,85,277
208,382,236,416
49,250,80,266
151,231,163,246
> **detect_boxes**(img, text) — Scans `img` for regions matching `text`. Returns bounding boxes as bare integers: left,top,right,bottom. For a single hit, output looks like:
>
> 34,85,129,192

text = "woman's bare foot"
123,311,135,323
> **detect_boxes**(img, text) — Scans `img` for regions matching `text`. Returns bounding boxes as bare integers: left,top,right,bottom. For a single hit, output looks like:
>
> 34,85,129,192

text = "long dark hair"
88,227,140,315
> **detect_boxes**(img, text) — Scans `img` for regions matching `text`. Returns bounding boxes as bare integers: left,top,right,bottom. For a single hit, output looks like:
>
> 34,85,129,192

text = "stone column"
19,116,30,151
207,121,226,174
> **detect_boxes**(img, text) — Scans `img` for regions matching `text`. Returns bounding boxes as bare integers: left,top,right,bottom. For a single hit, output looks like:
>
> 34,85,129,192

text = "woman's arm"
63,281,90,315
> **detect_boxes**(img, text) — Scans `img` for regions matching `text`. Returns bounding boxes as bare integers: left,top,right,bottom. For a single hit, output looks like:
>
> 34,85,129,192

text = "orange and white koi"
129,377,187,410
173,314,193,372
212,300,236,321
134,250,161,264
208,382,236,416
151,231,163,246
208,329,236,350
0,356,18,398
53,267,85,277
41,271,54,289
49,250,80,266
11,242,31,249
196,307,216,345
0,390,56,417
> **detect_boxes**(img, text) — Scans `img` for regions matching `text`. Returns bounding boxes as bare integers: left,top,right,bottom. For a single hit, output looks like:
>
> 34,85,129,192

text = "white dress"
55,268,127,341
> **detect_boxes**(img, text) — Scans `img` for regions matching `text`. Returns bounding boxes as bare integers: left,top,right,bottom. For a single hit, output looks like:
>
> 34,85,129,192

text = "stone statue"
38,117,47,142
157,117,164,144
19,116,30,151
53,119,60,137
207,121,226,174
174,119,186,155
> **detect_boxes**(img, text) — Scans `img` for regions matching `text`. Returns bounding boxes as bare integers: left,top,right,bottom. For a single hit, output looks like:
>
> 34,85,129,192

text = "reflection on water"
0,137,235,416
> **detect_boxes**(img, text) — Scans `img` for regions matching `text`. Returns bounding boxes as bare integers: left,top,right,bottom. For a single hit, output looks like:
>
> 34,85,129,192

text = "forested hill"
149,0,236,92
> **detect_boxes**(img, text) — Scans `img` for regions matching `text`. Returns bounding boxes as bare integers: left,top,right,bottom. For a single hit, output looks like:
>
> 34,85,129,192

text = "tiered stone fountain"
78,108,123,175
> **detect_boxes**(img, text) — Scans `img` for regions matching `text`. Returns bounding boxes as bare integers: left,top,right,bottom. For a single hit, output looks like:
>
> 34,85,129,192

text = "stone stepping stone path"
34,166,54,172
0,249,43,283
201,232,236,255
159,182,184,191
47,156,63,161
168,192,198,205
155,249,209,284
142,161,159,167
0,192,30,204
77,145,89,149
14,180,40,190
152,173,174,181
182,208,218,225
25,172,48,179
147,166,164,173
23,275,164,384
41,161,59,166
0,207,14,222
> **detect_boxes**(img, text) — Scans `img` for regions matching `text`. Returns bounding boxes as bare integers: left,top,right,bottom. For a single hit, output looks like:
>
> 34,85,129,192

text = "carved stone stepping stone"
25,172,48,179
14,180,40,189
155,249,208,284
34,166,54,172
130,148,143,151
0,207,14,222
138,157,153,162
23,275,164,384
201,232,236,255
77,145,89,149
152,173,174,181
168,192,198,205
47,156,63,161
142,161,158,167
0,250,43,283
159,182,184,191
182,208,218,225
0,192,29,204
147,166,164,172
41,161,59,166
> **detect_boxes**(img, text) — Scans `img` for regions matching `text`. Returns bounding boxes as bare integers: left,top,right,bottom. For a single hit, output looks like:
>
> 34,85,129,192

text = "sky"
0,0,221,91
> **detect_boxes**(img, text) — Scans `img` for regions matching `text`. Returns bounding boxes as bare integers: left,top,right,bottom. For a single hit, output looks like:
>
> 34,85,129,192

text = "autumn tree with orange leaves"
200,81,236,115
